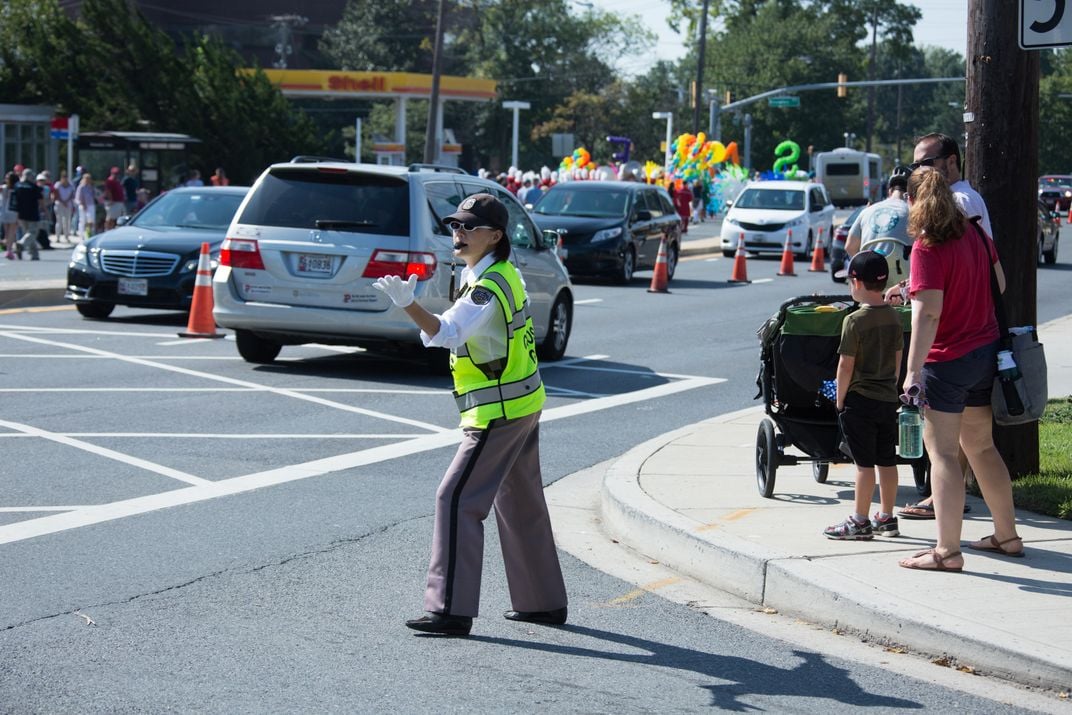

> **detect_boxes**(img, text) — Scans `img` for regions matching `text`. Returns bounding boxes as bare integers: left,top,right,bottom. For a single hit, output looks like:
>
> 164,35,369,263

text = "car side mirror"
116,215,131,226
634,209,652,222
542,229,562,251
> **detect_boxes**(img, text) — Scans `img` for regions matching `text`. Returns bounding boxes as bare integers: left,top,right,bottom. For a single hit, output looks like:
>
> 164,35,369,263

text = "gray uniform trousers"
423,410,567,618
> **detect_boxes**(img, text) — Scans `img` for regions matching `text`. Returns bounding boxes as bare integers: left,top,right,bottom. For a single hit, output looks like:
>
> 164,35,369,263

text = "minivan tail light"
220,238,265,270
362,250,436,281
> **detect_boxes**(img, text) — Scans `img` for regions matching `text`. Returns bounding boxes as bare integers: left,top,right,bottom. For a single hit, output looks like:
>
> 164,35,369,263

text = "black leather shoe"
503,607,567,625
405,613,472,636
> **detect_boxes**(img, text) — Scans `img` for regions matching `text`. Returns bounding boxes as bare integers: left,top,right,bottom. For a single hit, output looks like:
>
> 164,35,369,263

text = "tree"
320,0,444,73
0,0,321,185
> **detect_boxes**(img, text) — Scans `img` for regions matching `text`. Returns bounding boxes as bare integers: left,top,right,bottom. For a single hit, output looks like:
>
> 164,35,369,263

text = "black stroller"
754,294,930,498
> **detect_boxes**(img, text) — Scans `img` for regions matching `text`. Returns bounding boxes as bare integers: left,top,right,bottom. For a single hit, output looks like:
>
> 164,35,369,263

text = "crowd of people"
1,163,227,256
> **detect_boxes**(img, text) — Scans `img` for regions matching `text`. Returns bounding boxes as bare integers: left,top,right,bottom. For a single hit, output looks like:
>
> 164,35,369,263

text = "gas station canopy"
255,69,497,102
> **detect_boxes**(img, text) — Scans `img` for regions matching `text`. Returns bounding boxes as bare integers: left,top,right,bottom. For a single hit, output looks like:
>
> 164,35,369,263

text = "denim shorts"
921,339,999,413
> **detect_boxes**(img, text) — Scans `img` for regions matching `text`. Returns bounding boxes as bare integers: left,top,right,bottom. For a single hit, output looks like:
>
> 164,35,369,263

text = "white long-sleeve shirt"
421,254,510,363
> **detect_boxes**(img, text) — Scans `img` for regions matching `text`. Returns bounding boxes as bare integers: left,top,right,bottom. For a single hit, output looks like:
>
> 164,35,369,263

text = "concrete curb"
600,405,1072,692
0,281,67,309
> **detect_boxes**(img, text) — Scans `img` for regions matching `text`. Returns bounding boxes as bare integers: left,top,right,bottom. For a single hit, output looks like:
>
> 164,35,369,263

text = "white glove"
373,274,417,308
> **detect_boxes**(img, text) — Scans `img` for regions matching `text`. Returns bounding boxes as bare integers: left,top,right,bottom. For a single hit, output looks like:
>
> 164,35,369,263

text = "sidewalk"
0,234,77,308
600,316,1072,693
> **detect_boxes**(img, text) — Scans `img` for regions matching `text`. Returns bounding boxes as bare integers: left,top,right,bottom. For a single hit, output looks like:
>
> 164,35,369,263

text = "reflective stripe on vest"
451,261,545,429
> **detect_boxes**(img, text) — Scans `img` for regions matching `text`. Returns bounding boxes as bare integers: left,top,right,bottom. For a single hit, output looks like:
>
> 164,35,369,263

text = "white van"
814,148,882,207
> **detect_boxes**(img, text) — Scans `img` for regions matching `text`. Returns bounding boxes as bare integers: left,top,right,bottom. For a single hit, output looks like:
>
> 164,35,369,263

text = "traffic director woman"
897,167,1021,573
373,193,568,636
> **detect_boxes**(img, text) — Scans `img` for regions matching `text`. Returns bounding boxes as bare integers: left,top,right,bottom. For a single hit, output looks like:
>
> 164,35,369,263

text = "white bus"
814,148,882,207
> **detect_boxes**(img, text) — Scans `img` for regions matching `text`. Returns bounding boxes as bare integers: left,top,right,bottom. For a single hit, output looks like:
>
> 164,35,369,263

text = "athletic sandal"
967,534,1025,558
898,548,964,572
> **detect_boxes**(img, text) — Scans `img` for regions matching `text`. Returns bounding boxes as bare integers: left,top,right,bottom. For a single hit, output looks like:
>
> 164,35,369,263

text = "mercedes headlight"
71,244,88,266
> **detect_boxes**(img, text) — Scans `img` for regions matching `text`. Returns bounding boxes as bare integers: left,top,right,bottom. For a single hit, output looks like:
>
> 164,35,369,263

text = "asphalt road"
1,241,1069,712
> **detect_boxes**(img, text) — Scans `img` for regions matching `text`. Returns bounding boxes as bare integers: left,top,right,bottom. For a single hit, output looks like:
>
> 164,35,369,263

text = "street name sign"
768,96,800,108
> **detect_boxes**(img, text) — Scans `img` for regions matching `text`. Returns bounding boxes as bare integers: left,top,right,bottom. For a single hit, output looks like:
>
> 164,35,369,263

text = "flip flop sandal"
898,502,935,519
899,548,963,572
898,502,972,519
967,534,1025,558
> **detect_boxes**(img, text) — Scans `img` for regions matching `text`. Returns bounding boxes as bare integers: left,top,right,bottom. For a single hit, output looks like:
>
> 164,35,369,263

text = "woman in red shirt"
898,167,1021,572
671,181,692,234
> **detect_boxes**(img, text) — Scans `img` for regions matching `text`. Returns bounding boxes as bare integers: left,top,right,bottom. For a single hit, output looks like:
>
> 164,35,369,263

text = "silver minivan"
212,160,573,366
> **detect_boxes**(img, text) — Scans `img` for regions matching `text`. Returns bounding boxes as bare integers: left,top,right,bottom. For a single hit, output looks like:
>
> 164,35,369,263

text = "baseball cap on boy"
835,250,888,282
442,193,509,233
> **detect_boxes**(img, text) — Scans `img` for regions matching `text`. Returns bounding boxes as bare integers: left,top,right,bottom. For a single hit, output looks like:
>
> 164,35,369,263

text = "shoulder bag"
972,220,1048,425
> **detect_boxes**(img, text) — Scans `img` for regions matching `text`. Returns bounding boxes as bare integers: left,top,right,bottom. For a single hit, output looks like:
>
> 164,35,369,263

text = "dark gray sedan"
66,186,248,318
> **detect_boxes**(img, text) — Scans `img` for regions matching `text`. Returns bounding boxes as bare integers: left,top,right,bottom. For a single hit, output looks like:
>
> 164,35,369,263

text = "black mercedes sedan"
66,186,248,319
529,181,682,284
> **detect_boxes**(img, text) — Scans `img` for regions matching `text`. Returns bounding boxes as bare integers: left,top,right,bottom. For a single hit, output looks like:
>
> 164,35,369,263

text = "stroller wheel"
812,462,829,483
912,456,931,497
756,418,778,498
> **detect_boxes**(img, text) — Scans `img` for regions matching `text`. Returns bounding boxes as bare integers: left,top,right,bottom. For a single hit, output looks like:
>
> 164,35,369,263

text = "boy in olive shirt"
824,251,904,540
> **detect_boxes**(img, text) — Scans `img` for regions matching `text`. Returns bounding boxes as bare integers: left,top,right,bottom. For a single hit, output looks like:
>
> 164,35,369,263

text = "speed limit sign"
1021,0,1072,49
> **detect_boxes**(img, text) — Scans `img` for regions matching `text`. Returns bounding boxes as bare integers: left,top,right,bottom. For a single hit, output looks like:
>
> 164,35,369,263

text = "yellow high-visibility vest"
450,261,544,428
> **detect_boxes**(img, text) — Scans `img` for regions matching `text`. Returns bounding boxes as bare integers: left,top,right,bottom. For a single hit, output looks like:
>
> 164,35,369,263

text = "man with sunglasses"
911,133,992,237
374,193,567,637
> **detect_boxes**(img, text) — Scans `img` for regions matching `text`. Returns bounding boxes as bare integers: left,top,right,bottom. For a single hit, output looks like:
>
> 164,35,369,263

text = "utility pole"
424,0,446,164
966,0,1041,476
692,0,711,134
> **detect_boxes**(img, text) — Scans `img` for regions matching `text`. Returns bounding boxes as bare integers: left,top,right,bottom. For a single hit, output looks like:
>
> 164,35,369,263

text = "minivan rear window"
825,163,861,176
238,169,410,236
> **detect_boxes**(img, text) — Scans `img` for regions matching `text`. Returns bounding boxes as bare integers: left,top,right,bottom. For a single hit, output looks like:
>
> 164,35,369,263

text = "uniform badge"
470,287,494,305
461,198,477,210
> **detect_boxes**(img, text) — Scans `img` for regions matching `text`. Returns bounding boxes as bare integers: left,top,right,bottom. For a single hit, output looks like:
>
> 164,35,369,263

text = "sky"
586,0,968,74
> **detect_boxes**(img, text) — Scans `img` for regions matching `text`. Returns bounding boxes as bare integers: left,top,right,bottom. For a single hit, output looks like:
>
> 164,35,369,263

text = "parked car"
1038,175,1072,212
828,205,866,283
720,180,835,260
212,160,573,366
66,186,249,318
1037,199,1060,265
529,181,682,284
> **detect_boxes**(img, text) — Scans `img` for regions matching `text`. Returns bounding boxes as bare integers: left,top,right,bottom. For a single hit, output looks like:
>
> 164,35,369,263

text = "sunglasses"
447,221,495,233
908,153,950,171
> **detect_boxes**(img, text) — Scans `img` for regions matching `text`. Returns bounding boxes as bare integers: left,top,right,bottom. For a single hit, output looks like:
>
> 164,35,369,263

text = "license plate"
297,254,332,274
117,278,148,296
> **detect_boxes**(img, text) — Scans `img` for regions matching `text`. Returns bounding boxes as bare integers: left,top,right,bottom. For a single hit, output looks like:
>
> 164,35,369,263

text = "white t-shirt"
848,196,911,248
951,179,993,237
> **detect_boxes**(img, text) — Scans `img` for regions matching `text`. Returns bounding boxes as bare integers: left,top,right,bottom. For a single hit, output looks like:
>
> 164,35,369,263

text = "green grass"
1010,397,1072,520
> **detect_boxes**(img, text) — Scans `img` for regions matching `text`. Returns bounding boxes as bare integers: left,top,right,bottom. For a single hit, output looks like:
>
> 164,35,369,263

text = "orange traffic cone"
777,229,797,276
727,232,751,284
808,228,826,272
647,236,671,293
1066,202,1071,224
178,242,224,338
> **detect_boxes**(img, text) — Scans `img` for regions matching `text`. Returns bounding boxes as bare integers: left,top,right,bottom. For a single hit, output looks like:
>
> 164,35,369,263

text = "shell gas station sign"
252,69,497,166
256,69,497,102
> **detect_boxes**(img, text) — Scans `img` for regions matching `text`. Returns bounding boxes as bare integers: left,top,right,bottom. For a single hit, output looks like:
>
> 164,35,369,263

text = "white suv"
212,160,573,365
720,180,835,260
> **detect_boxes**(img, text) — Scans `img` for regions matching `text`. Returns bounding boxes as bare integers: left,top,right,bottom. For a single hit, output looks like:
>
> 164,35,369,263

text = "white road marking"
0,419,213,487
574,298,603,305
752,278,774,284
156,338,211,346
0,331,450,433
0,371,725,546
0,507,92,513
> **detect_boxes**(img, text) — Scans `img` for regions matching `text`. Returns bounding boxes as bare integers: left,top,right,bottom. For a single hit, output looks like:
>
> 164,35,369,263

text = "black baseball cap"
836,250,889,282
443,193,509,232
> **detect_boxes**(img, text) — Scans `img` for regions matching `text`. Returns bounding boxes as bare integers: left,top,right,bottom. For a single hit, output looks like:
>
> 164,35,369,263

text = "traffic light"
837,73,847,98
